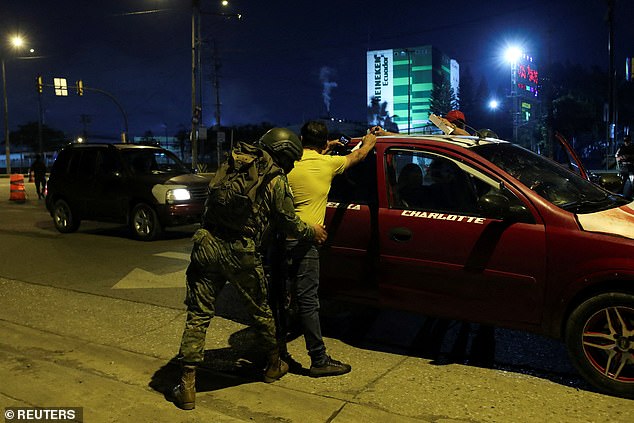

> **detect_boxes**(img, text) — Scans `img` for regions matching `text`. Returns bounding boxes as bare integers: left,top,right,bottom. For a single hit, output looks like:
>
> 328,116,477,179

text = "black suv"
46,143,210,240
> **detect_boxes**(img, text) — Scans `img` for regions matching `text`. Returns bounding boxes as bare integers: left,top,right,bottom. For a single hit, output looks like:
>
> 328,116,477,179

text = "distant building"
367,45,458,133
511,52,539,125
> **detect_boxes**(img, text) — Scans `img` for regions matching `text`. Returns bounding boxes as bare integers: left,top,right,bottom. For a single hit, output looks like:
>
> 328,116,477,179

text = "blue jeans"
285,239,327,365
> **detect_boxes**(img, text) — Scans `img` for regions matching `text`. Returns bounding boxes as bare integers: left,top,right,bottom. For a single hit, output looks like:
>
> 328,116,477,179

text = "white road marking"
112,251,190,289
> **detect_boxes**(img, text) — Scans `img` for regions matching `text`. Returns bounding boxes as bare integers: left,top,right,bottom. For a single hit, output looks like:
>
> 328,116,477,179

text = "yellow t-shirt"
287,149,347,226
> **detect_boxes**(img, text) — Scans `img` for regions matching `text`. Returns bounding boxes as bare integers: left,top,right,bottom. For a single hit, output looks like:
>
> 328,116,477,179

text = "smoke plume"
319,66,338,114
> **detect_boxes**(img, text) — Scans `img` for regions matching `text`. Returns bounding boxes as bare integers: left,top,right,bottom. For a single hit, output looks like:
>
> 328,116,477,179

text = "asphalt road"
1,178,633,422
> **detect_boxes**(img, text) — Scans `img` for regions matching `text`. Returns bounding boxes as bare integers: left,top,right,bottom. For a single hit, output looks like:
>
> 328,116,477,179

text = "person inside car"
397,163,427,208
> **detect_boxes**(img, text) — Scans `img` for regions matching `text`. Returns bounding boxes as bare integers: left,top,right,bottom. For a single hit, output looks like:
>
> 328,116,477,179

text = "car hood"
164,173,210,185
577,201,634,240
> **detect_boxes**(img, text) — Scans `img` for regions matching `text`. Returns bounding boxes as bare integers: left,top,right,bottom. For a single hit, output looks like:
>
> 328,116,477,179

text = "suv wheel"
130,203,162,241
565,292,634,399
53,199,80,233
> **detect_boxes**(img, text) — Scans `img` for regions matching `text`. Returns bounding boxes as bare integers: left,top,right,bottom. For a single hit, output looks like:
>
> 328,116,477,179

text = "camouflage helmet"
258,127,303,173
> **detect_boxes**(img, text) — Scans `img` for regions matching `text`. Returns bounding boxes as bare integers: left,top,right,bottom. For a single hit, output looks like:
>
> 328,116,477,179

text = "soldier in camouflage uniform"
172,128,327,410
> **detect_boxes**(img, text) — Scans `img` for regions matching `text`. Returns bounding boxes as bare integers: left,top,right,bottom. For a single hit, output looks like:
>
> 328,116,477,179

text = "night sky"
2,0,633,141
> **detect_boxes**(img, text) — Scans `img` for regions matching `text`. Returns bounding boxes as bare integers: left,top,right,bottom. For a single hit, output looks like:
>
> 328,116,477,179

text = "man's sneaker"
309,356,351,377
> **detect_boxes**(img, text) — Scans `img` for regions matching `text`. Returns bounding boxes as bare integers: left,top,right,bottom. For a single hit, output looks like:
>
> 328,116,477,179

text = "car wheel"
130,203,161,241
52,199,80,233
565,292,634,398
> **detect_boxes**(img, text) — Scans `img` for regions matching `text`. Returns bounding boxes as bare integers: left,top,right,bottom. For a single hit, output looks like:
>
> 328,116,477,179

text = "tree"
9,122,67,152
469,76,491,128
458,66,476,120
175,128,189,161
429,76,458,116
367,97,399,133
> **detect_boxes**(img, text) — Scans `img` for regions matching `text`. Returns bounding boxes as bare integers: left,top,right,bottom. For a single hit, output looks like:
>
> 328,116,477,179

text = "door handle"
389,227,412,242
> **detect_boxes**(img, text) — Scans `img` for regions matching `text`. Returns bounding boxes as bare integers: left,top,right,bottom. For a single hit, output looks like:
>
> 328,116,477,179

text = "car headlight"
166,188,191,203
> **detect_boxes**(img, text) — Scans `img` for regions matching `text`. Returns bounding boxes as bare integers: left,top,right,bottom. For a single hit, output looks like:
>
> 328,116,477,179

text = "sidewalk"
0,277,425,423
1,277,633,423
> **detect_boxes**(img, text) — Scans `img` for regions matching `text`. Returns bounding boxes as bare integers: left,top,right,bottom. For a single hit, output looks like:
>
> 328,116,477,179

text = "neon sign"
515,54,538,97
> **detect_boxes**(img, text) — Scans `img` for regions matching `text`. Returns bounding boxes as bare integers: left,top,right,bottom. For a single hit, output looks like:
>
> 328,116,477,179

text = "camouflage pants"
178,229,277,364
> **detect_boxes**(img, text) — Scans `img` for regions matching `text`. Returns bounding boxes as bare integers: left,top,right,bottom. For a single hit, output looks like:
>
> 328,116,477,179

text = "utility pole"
80,114,91,141
2,58,11,174
407,49,411,135
213,40,222,129
191,0,200,170
606,0,616,169
37,89,43,154
212,41,225,170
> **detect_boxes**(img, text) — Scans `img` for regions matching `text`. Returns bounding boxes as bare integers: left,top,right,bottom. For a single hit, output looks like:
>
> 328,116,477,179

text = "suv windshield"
473,143,628,214
122,148,190,175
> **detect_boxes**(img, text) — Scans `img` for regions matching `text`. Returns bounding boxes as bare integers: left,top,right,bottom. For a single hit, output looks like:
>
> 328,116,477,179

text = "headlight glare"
167,188,191,203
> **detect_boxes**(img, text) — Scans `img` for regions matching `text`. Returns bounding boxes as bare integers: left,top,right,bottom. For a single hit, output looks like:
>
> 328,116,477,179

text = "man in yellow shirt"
283,120,376,377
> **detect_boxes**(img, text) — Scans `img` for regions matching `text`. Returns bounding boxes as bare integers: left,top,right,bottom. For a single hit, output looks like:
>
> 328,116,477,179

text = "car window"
328,153,377,205
122,149,189,175
473,143,627,213
97,150,121,175
51,149,71,175
385,149,533,222
65,149,98,179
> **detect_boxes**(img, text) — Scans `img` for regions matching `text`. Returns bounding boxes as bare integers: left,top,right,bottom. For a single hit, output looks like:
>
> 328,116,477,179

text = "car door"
87,149,128,221
320,155,379,299
64,148,99,218
378,147,547,328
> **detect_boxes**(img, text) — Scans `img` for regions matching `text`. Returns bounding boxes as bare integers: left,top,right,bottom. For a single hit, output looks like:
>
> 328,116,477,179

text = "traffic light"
36,75,43,94
76,80,84,96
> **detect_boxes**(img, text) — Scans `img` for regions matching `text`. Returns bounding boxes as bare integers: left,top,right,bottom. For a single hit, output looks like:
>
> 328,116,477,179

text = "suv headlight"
166,188,191,203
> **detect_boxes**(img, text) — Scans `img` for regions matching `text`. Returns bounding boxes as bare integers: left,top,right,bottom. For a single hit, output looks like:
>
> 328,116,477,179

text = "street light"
190,0,238,170
2,34,30,175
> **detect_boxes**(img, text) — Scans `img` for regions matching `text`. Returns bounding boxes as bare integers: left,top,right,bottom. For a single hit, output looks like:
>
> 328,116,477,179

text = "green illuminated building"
367,45,458,133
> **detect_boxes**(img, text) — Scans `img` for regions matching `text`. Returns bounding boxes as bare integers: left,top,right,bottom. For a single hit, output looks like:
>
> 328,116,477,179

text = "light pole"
2,35,30,175
190,1,239,170
504,46,522,144
191,0,200,170
2,57,9,174
606,0,616,169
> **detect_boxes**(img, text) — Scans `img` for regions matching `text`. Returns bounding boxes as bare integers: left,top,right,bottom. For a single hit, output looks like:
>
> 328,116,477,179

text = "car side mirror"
478,192,511,220
590,172,622,193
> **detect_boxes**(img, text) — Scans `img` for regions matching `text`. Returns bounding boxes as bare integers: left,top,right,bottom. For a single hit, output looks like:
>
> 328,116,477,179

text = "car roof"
369,134,511,150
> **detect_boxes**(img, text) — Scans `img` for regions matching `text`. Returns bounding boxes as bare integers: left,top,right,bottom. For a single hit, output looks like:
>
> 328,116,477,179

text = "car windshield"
122,149,190,175
473,143,628,214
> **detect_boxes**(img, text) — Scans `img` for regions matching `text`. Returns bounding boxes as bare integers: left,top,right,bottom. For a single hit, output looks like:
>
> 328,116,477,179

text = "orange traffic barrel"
9,174,27,202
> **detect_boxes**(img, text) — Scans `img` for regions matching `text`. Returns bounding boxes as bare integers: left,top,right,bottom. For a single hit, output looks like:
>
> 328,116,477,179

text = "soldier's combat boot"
172,364,196,410
263,350,289,383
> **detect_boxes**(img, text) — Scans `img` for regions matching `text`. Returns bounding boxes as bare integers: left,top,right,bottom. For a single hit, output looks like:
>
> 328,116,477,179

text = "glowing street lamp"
503,46,523,64
488,99,499,110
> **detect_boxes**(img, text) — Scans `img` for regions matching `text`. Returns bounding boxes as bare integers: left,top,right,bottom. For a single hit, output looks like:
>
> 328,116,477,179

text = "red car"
321,134,634,398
